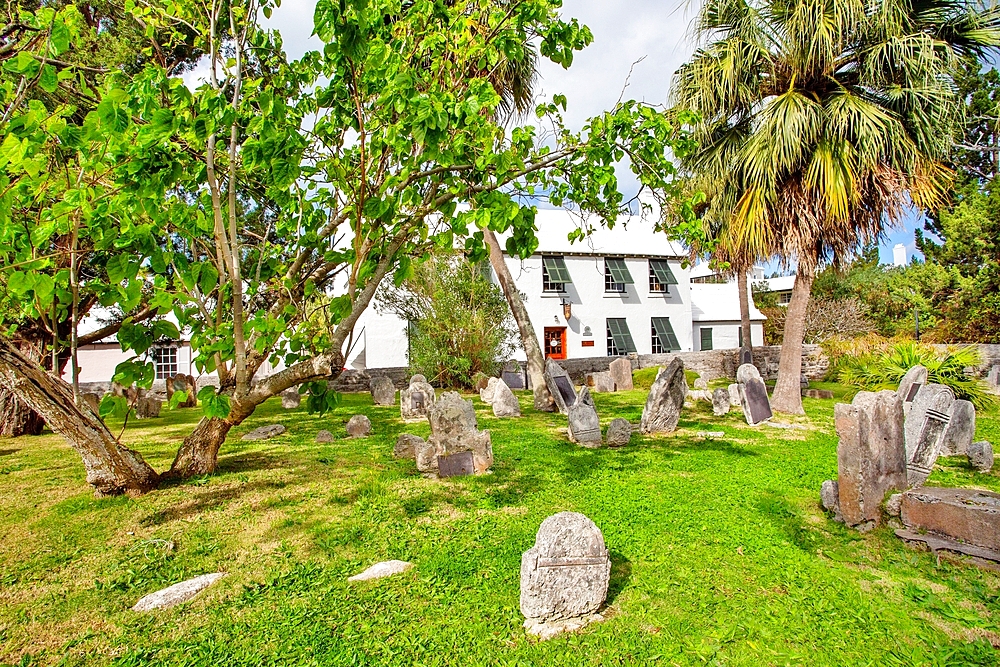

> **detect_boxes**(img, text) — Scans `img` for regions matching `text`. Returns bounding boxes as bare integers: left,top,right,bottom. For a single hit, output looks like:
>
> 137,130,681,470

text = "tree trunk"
0,338,159,496
771,261,815,415
0,338,47,437
166,415,237,478
482,228,555,412
738,271,752,353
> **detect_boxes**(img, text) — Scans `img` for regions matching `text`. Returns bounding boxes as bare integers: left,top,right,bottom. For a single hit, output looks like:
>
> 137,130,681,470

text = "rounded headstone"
712,388,731,416
820,480,839,513
281,389,301,409
394,433,424,460
346,414,372,438
605,418,632,447
736,363,762,385
316,429,334,443
370,375,396,406
968,441,994,473
410,374,427,385
694,376,709,390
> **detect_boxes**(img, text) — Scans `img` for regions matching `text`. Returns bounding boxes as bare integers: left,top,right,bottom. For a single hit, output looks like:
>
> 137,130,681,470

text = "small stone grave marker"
638,357,687,434
608,357,633,391
438,451,475,477
281,389,300,409
370,375,396,406
544,359,576,414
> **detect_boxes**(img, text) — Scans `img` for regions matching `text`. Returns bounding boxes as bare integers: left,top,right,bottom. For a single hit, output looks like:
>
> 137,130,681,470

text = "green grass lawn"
1,385,999,666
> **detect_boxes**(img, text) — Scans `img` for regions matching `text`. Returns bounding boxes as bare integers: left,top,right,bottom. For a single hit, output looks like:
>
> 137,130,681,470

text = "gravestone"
370,375,396,406
940,400,975,456
736,363,771,426
472,372,491,392
712,388,731,416
568,387,602,448
728,383,742,407
605,418,632,447
520,512,611,639
905,383,955,486
424,392,492,475
400,375,436,422
132,572,227,612
242,424,286,441
135,397,161,419
544,358,577,415
501,360,525,390
968,441,994,472
900,487,1000,552
437,451,475,477
587,372,616,393
81,392,101,415
608,357,633,391
346,414,372,438
638,358,687,435
165,374,198,407
802,389,834,399
693,376,709,390
480,377,500,404
491,378,521,418
820,480,839,515
832,390,907,529
897,365,928,417
281,389,300,409
316,430,334,443
394,433,424,460
988,364,1000,393
740,347,753,366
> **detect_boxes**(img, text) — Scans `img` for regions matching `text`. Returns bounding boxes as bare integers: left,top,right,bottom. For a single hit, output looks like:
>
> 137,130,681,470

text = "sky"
256,0,927,268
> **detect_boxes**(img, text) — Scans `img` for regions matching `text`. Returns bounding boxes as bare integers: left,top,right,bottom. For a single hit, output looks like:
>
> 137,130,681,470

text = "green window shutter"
605,258,634,284
700,327,713,351
650,259,678,285
651,317,680,352
542,256,572,283
607,318,637,354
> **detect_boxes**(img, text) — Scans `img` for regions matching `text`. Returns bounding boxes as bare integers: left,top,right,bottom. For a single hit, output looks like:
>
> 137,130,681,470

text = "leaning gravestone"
281,389,300,409
897,365,928,416
568,387,602,448
520,512,611,639
638,358,687,435
346,414,372,438
905,383,955,486
400,375,436,423
940,400,975,456
736,363,772,426
712,388,731,416
491,378,521,418
423,392,493,476
370,375,396,406
394,433,424,460
165,374,198,407
544,358,577,415
608,357,633,391
828,390,907,530
605,418,632,447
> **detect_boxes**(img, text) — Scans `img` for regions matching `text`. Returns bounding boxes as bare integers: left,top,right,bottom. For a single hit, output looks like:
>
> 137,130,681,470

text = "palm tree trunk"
738,271,752,353
482,229,555,412
771,261,815,414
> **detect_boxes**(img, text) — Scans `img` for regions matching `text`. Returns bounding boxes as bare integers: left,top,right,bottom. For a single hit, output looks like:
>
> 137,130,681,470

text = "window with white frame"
542,256,571,293
153,346,178,379
604,258,632,293
606,318,637,356
649,259,678,293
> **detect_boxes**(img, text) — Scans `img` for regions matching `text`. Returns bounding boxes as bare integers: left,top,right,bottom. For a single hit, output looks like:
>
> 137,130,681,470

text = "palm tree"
672,0,1000,414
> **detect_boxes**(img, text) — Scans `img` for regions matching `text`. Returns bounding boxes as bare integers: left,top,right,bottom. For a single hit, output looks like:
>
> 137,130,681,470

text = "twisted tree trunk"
0,338,48,437
771,261,815,415
482,228,555,412
0,338,159,496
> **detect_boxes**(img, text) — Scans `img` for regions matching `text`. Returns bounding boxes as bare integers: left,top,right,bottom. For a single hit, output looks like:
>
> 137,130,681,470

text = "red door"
544,327,567,360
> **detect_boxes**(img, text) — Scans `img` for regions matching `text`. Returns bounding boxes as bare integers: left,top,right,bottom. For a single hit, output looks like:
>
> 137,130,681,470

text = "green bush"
835,342,994,409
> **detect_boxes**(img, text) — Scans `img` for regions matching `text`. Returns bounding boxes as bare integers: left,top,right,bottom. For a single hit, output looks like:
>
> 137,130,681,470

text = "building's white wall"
504,254,693,360
349,307,410,369
693,321,764,351
67,342,195,383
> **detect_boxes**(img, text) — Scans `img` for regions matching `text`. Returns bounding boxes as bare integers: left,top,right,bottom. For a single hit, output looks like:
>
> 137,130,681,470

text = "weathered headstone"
400,375,436,422
940,400,975,456
424,392,492,475
490,378,521,418
520,512,611,639
739,347,753,366
608,357,633,391
394,433,423,459
281,389,301,409
348,560,413,582
544,358,577,415
833,390,907,529
568,387,602,448
587,371,616,393
905,383,955,486
501,360,525,390
135,397,161,419
968,441,994,472
693,376,709,390
165,374,198,407
638,358,687,435
900,487,1000,552
605,418,632,447
989,364,1000,394
81,392,101,415
736,363,771,426
820,480,840,515
712,388,730,416
346,414,372,438
728,383,742,407
370,375,396,406
897,365,928,416
480,377,501,404
316,430,334,443
132,572,227,612
242,424,286,441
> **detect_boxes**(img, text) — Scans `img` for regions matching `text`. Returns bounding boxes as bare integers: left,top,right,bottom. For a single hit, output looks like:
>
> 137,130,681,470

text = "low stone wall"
329,367,410,393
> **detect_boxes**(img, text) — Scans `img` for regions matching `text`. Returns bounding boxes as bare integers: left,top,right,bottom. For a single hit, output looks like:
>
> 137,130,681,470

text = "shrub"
834,341,994,409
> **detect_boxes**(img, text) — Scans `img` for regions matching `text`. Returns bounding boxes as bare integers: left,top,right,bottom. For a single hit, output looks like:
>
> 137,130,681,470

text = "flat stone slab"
242,424,286,441
132,573,227,611
347,560,414,582
900,487,1000,552
895,529,1000,565
802,389,834,399
697,431,725,438
524,613,605,640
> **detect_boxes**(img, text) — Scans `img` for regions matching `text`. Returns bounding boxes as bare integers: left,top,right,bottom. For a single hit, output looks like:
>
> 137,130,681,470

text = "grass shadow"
0,449,19,457
755,490,821,555
140,479,286,526
215,451,284,474
607,550,633,605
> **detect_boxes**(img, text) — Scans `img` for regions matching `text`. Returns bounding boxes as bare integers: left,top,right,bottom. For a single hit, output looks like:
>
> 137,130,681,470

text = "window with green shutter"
649,259,678,293
606,318,636,356
700,327,713,351
542,256,572,292
604,258,633,293
651,317,680,353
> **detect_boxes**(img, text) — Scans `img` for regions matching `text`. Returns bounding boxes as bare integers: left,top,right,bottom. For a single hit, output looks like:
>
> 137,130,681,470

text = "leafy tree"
672,0,1000,414
379,254,516,388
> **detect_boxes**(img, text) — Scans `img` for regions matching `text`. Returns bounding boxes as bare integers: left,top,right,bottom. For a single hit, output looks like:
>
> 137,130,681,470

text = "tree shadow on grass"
215,451,284,474
0,448,19,457
606,550,633,605
140,479,287,526
755,490,822,555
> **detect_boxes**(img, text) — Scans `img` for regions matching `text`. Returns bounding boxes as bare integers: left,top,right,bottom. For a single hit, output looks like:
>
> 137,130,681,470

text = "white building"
687,263,766,351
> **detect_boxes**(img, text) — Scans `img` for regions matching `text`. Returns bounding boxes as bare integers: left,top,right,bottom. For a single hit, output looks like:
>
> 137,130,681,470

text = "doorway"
544,327,567,360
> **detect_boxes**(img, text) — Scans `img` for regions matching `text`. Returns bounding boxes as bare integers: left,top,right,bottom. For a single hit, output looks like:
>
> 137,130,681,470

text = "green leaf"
39,65,58,93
